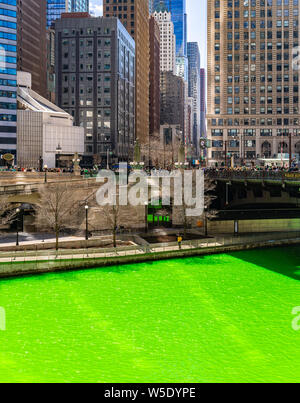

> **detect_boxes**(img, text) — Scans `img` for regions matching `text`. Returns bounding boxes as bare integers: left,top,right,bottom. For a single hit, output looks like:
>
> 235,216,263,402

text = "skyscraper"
47,0,89,27
200,68,206,139
207,0,300,166
152,0,187,57
17,0,47,97
187,42,200,155
160,71,185,137
153,8,176,74
149,16,161,136
0,0,17,160
105,0,150,147
55,14,135,166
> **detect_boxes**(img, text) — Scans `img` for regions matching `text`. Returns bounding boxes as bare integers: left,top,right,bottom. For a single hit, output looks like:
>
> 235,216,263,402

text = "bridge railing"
205,170,297,181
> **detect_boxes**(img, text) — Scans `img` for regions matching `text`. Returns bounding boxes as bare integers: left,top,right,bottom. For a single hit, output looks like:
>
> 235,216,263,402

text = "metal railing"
206,170,300,181
0,232,299,270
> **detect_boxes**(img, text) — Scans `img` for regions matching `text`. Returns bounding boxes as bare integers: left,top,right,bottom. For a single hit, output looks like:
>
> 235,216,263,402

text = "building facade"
160,71,185,139
153,0,187,57
187,42,201,155
153,8,176,73
47,0,89,27
200,68,206,139
105,0,150,147
55,14,135,166
17,0,47,97
149,16,161,136
46,27,56,103
207,0,300,166
153,0,188,83
0,0,17,161
17,72,84,169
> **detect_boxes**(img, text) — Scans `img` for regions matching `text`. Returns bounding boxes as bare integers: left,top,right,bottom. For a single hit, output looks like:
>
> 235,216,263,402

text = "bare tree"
100,203,121,248
0,198,19,229
35,183,84,251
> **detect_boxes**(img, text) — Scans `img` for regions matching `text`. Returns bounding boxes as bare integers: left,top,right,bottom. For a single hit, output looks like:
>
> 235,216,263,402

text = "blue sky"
89,0,207,69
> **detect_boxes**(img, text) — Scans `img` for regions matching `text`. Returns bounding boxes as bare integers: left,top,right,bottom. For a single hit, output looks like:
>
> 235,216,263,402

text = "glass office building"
153,0,187,57
0,0,17,158
47,0,89,27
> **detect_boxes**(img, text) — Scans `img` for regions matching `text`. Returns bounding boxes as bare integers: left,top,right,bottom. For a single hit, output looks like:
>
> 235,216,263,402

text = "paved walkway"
0,231,299,265
0,233,90,248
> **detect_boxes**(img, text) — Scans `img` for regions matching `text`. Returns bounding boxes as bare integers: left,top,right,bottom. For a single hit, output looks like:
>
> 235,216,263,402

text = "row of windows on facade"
215,96,299,103
219,62,298,71
214,106,297,114
62,51,111,59
62,39,112,47
61,62,134,74
62,75,111,82
63,94,134,107
215,33,297,44
211,128,300,136
214,74,298,83
105,5,135,11
216,8,299,18
62,63,111,71
214,29,299,40
215,53,297,63
211,117,300,125
62,99,134,108
216,85,298,93
215,20,299,29
215,0,299,8
62,28,112,36
63,86,112,94
211,143,300,155
215,50,294,60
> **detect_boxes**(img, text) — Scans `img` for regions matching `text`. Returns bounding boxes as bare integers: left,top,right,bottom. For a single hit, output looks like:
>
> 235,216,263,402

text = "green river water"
0,246,299,383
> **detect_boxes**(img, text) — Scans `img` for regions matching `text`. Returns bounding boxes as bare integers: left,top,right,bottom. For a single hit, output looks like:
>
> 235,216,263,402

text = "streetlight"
204,205,208,237
85,205,89,241
16,207,20,246
144,201,148,233
44,165,48,183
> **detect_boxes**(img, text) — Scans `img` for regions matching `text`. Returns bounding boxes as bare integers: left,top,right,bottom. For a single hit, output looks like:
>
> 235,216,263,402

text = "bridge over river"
0,170,299,235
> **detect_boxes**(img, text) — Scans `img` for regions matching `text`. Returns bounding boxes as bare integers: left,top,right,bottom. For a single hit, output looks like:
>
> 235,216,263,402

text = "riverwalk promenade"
0,231,299,278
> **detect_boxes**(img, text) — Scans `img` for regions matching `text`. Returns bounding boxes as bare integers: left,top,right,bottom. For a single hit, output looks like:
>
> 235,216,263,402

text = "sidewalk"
0,233,88,248
0,231,299,265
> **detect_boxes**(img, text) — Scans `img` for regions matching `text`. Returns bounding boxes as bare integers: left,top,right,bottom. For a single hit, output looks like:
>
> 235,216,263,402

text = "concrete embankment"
0,237,299,279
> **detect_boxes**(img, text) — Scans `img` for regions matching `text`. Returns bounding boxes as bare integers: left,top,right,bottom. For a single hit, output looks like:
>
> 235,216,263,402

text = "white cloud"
90,0,103,16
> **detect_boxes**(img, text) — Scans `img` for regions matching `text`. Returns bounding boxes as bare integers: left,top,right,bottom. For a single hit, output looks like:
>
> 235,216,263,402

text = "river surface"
0,246,299,383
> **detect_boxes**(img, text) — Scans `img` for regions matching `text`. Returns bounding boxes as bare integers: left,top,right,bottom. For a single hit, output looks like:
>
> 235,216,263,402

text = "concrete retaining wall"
208,218,300,234
0,238,298,279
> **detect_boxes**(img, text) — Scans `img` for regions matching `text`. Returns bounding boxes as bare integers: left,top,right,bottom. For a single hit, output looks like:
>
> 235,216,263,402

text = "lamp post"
44,165,48,183
16,207,20,246
204,205,208,237
144,201,148,233
85,205,89,241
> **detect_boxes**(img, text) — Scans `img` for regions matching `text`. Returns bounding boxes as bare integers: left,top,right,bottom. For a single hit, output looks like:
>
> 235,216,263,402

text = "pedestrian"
177,235,182,250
